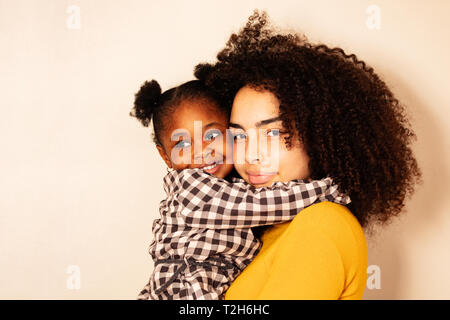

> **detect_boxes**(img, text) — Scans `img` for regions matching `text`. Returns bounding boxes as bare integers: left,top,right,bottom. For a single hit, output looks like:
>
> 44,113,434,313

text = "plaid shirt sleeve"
169,168,340,229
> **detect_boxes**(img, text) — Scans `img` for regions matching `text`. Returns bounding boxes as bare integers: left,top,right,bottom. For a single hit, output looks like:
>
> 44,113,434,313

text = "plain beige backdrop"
1,0,449,299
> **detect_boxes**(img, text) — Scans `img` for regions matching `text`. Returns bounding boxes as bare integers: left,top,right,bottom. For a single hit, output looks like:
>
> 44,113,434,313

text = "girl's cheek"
171,147,194,167
205,137,229,164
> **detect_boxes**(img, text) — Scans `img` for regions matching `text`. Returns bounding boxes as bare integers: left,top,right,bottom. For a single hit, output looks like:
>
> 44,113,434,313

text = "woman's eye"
233,133,247,141
266,129,280,137
174,140,191,149
204,130,221,141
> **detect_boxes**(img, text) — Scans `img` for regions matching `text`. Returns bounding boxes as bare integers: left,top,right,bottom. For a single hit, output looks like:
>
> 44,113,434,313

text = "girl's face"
156,100,233,179
229,86,311,187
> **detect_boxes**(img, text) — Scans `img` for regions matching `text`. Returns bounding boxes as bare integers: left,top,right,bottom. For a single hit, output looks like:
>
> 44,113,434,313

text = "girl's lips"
203,163,222,174
246,172,277,185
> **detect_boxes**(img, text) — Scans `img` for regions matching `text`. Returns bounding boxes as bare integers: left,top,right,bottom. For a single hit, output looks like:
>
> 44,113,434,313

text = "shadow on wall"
362,67,450,299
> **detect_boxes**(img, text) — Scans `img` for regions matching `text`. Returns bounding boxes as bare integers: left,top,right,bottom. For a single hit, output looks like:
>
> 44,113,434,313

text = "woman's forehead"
230,86,281,128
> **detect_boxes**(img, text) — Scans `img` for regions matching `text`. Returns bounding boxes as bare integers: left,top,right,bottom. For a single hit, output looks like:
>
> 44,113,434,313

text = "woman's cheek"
278,144,311,180
232,150,246,179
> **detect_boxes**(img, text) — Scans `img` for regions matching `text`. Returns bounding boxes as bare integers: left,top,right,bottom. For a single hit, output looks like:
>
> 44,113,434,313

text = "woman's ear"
156,144,173,168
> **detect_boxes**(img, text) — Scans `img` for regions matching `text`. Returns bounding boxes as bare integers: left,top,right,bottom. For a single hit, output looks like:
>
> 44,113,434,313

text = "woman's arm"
171,168,342,229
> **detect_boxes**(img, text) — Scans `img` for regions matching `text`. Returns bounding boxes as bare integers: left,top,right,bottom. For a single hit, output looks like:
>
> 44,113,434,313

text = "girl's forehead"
167,100,228,130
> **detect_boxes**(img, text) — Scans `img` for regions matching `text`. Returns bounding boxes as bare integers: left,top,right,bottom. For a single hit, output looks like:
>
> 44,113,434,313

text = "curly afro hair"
194,10,423,230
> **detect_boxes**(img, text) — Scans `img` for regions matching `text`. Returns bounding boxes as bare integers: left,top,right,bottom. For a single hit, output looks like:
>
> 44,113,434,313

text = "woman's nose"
245,129,262,164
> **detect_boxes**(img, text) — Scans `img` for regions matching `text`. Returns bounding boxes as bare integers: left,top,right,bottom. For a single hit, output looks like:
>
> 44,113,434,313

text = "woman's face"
156,99,233,179
229,86,311,187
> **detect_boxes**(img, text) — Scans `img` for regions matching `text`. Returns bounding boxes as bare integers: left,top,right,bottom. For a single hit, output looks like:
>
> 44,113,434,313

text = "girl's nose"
193,142,215,165
203,147,215,164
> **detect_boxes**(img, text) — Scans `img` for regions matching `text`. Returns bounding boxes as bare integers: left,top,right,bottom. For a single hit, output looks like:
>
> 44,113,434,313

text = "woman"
194,10,422,299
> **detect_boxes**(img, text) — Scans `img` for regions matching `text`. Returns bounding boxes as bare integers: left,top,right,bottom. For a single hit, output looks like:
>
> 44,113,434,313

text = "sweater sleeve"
175,168,336,229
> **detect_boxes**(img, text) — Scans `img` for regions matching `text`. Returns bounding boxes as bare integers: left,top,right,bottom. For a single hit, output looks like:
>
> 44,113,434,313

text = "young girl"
129,79,351,299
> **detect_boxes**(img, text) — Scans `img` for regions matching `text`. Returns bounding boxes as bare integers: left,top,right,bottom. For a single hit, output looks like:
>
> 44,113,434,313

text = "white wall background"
0,0,449,299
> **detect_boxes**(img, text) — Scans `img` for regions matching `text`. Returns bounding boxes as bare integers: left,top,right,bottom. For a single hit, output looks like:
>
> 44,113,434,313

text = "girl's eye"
174,140,191,149
266,129,280,137
204,130,221,141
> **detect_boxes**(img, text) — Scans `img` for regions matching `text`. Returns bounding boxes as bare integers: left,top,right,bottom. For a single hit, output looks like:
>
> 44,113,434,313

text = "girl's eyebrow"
229,116,281,129
170,131,189,141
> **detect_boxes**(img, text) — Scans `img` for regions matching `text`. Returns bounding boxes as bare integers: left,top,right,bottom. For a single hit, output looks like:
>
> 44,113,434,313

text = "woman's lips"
246,171,277,185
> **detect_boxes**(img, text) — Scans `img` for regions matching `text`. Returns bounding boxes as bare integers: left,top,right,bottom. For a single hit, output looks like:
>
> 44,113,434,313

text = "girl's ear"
156,144,172,168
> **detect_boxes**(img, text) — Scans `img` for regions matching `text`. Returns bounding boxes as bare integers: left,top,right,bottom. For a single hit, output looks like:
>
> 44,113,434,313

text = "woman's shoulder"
261,201,365,246
271,201,368,299
288,201,366,245
272,201,368,277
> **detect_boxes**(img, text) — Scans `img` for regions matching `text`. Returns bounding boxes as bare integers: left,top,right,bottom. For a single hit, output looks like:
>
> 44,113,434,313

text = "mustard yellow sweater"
224,201,368,300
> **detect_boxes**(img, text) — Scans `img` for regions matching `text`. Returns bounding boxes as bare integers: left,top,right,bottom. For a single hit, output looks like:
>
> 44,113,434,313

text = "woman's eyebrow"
229,123,244,129
229,116,281,129
204,122,225,129
256,116,282,127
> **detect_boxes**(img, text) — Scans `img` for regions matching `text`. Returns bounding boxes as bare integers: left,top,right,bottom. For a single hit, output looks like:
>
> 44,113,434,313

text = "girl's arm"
169,168,346,229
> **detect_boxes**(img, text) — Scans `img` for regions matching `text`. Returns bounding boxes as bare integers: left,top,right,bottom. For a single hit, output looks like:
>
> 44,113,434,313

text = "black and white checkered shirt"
137,168,351,300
